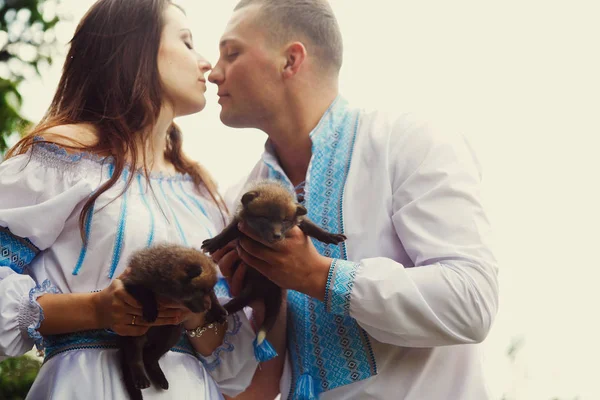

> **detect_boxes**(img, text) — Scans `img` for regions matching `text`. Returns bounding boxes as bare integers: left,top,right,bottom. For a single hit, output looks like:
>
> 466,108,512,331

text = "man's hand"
236,222,332,301
211,240,266,329
212,240,247,297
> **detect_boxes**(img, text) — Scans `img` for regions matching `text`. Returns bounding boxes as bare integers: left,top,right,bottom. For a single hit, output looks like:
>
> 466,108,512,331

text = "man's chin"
219,111,253,129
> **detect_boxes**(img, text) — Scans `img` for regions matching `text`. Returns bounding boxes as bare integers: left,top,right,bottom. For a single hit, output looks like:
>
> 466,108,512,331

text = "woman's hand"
91,277,182,336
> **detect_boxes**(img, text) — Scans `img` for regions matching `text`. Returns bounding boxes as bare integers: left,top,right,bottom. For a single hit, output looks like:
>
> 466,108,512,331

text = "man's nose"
208,65,223,84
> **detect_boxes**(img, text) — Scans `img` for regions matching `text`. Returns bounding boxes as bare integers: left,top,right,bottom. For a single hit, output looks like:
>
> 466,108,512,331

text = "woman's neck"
140,106,177,174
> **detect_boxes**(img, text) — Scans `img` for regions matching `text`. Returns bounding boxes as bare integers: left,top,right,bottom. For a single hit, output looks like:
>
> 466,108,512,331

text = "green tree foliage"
0,355,42,399
0,0,62,152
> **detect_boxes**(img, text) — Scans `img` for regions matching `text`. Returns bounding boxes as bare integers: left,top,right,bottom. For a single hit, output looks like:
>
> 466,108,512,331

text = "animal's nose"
273,233,282,240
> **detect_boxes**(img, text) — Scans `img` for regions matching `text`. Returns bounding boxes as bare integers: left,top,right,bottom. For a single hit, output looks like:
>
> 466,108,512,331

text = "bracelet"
185,322,221,338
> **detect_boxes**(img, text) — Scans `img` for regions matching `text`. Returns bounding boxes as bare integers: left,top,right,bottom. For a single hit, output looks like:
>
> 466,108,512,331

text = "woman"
0,0,260,398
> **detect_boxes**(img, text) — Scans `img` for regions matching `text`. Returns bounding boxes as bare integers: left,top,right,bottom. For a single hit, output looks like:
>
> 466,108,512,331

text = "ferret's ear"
186,264,202,281
296,205,308,216
241,191,258,206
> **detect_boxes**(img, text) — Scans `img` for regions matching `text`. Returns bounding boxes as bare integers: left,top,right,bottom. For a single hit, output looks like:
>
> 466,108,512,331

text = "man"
208,1,499,399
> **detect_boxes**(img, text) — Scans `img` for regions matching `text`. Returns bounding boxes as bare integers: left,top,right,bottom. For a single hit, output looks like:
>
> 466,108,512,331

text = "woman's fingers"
119,312,181,327
122,306,182,318
116,325,150,337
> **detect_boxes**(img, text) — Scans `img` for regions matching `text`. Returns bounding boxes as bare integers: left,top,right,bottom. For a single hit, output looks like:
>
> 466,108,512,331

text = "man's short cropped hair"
235,0,343,74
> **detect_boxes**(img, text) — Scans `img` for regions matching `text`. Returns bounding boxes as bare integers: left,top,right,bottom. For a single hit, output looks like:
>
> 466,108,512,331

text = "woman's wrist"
37,292,104,335
89,291,108,330
183,312,206,331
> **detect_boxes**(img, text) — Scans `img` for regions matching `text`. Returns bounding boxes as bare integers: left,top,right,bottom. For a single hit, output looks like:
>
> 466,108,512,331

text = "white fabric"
227,107,499,400
0,144,258,399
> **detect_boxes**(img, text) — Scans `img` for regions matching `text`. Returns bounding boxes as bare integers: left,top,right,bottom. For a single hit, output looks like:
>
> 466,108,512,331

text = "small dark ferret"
201,180,347,346
119,244,228,400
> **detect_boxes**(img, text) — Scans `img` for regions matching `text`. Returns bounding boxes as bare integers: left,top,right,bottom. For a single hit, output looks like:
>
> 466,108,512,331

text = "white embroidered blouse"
0,141,258,399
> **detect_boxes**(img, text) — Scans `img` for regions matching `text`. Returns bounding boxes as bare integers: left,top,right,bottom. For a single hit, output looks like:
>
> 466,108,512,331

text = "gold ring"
131,315,136,325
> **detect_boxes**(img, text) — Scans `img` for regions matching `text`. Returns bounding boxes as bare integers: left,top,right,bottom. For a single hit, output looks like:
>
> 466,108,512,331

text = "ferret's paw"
147,363,169,390
201,238,220,254
326,233,347,244
132,370,151,389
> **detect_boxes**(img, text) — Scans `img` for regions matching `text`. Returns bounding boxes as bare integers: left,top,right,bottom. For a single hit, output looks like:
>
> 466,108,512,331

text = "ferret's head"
239,181,307,243
169,254,218,313
126,245,219,313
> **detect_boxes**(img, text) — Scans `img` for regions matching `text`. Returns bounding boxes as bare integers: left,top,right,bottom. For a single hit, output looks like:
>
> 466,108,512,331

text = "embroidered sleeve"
17,279,61,350
324,259,363,316
1,226,41,274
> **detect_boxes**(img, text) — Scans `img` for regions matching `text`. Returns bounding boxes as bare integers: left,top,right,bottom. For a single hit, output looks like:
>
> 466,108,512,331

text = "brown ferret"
118,244,228,400
201,179,346,348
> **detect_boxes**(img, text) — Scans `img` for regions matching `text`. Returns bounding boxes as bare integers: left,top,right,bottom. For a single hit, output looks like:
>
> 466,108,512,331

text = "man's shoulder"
357,106,465,152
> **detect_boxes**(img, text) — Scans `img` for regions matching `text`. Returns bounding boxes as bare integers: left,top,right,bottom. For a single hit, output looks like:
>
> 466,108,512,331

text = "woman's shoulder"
29,124,112,171
38,123,100,150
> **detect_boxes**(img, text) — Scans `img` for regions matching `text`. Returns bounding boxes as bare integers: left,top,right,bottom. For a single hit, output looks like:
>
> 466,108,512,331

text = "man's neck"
267,90,338,187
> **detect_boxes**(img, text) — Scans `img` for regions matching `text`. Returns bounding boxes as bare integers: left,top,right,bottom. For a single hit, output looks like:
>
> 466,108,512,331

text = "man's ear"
241,191,258,206
282,42,307,78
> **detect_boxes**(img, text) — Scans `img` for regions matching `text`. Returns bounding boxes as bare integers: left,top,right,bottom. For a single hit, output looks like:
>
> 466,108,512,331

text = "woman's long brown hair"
6,0,227,239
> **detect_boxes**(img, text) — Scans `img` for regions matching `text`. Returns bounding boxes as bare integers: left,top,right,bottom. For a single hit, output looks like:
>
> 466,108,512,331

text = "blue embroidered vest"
264,97,377,399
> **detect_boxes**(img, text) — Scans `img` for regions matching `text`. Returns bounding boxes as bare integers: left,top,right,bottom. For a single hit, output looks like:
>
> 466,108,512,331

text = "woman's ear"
282,41,307,78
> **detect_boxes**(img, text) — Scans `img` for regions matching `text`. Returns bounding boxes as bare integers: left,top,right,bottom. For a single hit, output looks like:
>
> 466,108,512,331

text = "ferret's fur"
119,244,227,400
201,179,346,346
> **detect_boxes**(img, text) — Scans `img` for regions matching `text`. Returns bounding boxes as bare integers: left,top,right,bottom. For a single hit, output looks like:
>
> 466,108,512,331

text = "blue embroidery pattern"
178,181,209,219
43,328,200,363
72,202,94,276
0,226,40,274
158,179,188,246
32,137,195,182
325,260,362,316
175,181,215,238
213,277,231,298
170,179,194,214
137,174,156,247
266,97,377,397
109,170,129,279
28,279,61,350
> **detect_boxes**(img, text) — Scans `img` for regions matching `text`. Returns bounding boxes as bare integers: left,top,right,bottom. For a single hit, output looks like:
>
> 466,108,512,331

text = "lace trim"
31,137,193,182
18,279,61,350
199,311,242,371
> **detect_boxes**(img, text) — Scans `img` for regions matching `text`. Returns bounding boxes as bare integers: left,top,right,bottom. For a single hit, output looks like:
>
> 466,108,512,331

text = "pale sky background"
8,0,600,399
